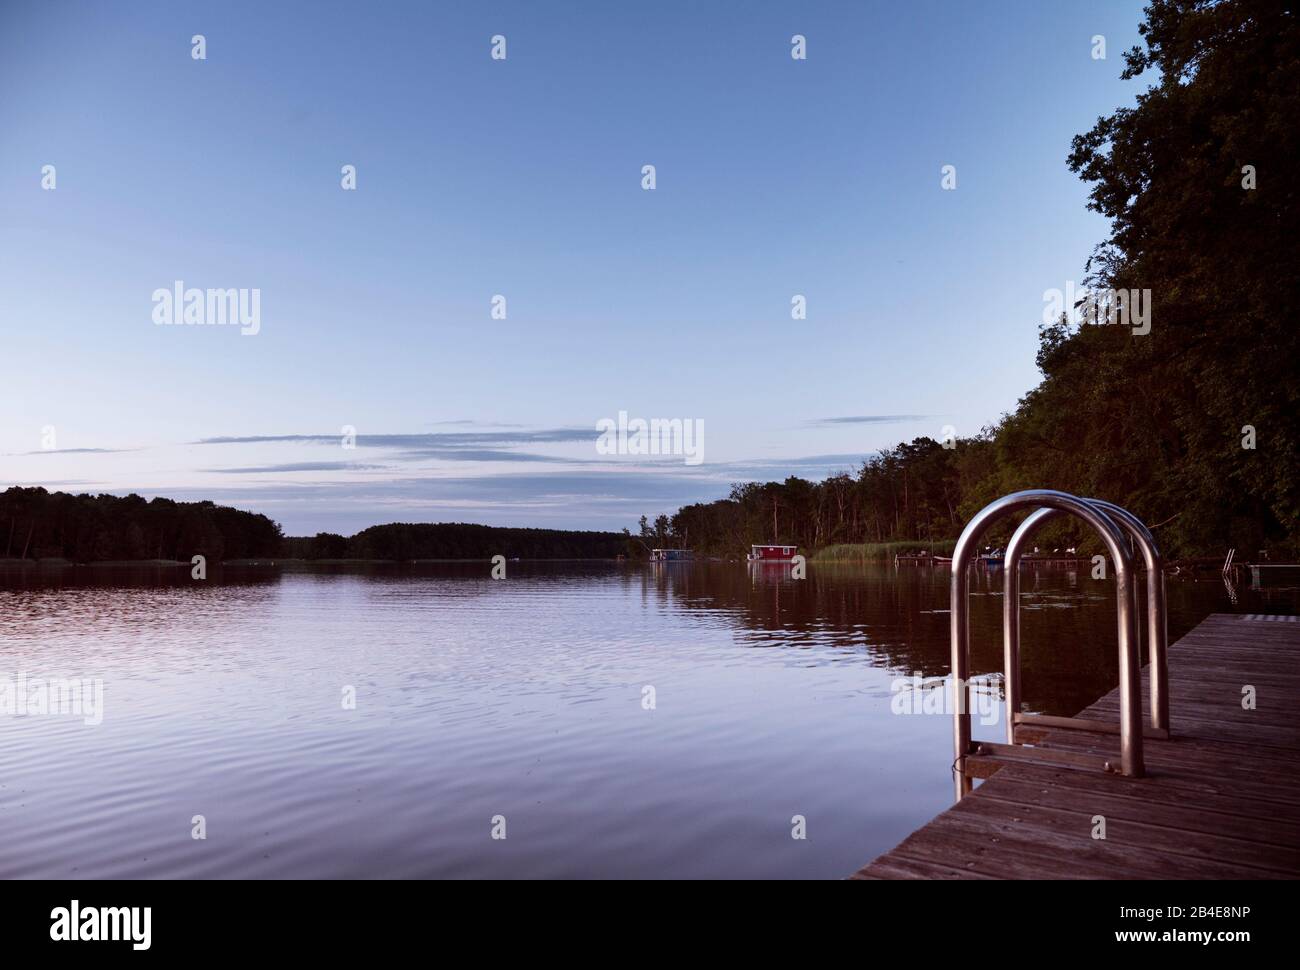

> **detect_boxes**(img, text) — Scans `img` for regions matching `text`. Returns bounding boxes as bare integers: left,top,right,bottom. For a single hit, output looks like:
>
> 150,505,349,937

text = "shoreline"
0,557,629,569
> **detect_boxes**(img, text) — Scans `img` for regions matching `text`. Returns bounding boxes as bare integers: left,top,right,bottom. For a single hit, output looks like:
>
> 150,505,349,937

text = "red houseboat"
747,544,798,562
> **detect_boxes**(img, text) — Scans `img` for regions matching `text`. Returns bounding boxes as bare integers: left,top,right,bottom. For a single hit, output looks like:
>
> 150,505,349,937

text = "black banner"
0,878,1284,956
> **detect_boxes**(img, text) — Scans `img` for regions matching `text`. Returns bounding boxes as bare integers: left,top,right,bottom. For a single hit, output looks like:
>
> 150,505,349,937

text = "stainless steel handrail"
950,490,1142,799
1004,499,1169,745
1086,499,1168,734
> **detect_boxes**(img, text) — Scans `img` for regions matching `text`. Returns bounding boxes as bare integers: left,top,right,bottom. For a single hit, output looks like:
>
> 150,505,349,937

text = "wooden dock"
854,613,1300,879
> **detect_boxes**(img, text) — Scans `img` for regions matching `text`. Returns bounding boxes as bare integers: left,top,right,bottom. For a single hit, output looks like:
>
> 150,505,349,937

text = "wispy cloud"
806,415,930,426
722,453,873,475
38,421,889,533
195,429,593,448
140,471,728,534
203,462,390,474
11,447,134,456
392,449,569,463
192,430,598,470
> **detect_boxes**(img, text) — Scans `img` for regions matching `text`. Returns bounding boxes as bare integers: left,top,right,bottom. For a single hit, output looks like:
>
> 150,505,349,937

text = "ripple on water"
0,563,1266,877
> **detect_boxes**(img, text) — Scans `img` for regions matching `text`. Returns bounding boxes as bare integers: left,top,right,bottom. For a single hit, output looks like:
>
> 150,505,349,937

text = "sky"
0,0,1149,535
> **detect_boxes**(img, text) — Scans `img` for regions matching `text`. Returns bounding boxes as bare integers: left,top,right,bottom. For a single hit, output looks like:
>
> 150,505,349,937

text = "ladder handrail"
950,490,1142,799
1004,506,1062,747
1086,498,1169,734
1004,499,1169,741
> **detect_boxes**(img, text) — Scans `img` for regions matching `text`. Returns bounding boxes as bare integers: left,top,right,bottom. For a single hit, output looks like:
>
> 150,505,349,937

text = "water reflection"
629,560,1275,715
0,561,1291,878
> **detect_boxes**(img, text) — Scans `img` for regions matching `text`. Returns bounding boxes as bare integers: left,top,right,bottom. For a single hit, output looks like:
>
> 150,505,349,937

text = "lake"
0,561,1288,879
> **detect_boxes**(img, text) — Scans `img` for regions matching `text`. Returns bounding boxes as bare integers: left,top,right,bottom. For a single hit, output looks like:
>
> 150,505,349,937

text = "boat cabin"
748,544,797,561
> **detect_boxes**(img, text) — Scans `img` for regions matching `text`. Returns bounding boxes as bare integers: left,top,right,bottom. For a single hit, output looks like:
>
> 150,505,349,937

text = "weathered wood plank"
855,612,1300,879
975,773,1300,844
959,788,1299,872
871,811,1284,880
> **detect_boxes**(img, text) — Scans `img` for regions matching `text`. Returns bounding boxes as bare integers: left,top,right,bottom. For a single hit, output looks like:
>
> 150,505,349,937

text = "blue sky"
0,0,1147,535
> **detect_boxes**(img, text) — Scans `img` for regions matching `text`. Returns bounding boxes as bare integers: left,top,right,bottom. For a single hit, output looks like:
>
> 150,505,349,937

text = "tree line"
0,488,626,563
285,523,625,560
0,487,283,563
632,438,992,558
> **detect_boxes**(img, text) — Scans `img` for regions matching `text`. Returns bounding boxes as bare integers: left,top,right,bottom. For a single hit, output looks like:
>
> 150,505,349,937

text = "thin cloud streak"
11,447,135,456
195,429,595,447
203,462,390,474
807,415,931,426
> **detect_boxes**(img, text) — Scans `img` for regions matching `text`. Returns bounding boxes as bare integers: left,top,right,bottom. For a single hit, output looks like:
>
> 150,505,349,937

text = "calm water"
0,561,1291,879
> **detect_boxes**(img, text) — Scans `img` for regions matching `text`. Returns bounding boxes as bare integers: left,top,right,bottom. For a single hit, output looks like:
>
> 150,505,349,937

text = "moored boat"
650,548,693,563
747,544,798,562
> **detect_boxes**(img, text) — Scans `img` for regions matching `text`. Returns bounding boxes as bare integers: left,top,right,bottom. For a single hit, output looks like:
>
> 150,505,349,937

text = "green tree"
1064,0,1300,550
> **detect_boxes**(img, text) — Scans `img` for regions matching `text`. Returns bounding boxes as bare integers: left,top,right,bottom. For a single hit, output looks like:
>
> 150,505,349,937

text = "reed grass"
811,540,957,563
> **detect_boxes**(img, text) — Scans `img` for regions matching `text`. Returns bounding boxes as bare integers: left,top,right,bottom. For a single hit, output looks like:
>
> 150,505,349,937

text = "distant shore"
0,556,626,568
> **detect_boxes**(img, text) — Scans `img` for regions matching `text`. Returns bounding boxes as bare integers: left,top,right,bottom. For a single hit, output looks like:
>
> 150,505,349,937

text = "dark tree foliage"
1,488,625,562
0,487,283,562
1056,0,1299,552
315,523,626,560
285,532,350,559
638,437,999,557
642,0,1299,559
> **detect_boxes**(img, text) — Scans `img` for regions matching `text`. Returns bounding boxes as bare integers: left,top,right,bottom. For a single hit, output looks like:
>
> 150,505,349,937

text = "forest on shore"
0,487,625,563
283,523,625,560
636,0,1299,561
0,487,283,563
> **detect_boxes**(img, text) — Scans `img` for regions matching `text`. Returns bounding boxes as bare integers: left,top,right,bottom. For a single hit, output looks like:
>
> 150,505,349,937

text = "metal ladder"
949,490,1170,799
